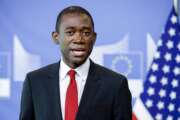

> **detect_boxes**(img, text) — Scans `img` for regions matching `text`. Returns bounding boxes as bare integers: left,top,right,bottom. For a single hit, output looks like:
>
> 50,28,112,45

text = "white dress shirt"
59,59,90,120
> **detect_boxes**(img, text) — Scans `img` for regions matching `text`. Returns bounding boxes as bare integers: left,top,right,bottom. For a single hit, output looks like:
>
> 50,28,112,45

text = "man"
20,6,132,120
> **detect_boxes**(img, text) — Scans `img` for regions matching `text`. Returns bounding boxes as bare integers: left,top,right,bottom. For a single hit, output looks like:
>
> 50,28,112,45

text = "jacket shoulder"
93,62,127,80
26,62,59,79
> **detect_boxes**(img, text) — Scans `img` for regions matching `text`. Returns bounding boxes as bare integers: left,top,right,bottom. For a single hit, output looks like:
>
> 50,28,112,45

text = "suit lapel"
47,62,63,120
76,61,101,119
46,60,101,120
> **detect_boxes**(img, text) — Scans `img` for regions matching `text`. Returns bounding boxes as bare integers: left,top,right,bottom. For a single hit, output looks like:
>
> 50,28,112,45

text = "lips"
71,48,86,56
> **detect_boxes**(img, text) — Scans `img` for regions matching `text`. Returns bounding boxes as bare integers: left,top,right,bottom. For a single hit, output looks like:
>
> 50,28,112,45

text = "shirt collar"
75,59,90,81
60,58,90,81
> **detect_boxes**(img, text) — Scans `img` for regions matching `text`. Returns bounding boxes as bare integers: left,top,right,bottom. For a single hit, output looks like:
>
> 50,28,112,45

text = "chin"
72,57,87,66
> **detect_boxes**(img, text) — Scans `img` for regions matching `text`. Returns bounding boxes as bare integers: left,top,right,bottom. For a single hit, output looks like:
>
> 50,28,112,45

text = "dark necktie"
65,69,78,120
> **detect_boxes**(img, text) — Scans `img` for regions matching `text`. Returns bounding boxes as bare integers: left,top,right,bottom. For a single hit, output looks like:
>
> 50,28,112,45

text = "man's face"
53,13,96,68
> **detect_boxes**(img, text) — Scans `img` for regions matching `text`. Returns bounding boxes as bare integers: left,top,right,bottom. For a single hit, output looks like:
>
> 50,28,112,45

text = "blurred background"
0,0,179,120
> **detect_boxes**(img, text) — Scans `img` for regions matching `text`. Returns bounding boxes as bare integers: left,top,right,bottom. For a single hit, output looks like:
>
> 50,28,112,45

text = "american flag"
133,6,180,120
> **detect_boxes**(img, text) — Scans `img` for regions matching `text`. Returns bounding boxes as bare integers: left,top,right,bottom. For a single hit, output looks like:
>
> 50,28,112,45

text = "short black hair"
55,6,94,32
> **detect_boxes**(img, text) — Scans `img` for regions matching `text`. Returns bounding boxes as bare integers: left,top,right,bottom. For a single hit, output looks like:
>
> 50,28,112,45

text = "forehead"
60,13,93,29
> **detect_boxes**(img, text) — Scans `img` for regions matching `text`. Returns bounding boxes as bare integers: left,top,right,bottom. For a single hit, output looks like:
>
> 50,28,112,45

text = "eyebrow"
82,27,91,30
65,26,92,31
65,27,75,30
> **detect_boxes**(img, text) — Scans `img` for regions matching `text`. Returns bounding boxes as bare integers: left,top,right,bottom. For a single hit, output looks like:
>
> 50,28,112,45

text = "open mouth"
71,49,86,56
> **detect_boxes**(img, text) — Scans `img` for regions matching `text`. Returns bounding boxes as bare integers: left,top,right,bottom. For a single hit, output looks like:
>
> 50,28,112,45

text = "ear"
92,32,97,45
52,31,60,44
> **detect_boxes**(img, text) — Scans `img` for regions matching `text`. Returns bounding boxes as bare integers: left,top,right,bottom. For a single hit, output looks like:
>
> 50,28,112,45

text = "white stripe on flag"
133,98,153,120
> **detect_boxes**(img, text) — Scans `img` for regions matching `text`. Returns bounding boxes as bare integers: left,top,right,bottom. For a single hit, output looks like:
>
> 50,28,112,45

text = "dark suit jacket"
20,60,132,120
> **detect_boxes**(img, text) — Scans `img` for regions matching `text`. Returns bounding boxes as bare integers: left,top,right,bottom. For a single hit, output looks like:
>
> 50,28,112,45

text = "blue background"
0,0,178,119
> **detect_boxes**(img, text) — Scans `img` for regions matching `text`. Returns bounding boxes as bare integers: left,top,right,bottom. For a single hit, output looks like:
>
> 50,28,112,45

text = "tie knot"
68,69,76,79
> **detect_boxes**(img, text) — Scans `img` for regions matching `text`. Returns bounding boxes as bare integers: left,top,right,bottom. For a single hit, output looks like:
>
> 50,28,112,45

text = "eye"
82,31,91,37
65,31,75,36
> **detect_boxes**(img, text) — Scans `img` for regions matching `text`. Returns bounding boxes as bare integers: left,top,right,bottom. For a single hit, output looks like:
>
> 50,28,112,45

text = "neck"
62,58,87,69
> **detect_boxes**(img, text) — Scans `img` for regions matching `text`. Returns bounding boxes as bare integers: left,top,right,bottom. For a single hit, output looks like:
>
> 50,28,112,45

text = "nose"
73,32,84,44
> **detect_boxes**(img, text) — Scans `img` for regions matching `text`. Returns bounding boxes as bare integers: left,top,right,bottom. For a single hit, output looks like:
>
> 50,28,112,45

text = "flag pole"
173,0,179,14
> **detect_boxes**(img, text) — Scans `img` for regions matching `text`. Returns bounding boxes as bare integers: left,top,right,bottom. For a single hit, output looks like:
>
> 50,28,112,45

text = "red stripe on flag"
132,112,138,120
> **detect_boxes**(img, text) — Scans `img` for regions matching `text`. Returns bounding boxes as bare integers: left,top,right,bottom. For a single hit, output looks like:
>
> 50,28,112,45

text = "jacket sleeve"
19,74,35,120
113,77,132,120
